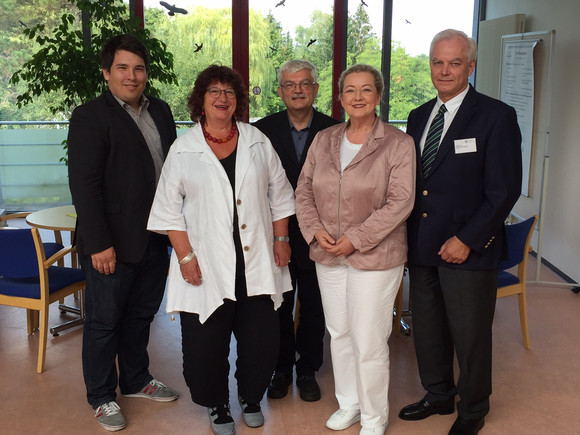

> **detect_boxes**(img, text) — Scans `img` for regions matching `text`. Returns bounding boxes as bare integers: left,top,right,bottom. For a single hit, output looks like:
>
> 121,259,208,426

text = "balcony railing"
0,119,406,212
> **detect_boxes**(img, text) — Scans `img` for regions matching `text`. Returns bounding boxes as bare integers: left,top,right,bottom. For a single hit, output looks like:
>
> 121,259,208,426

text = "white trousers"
316,262,403,428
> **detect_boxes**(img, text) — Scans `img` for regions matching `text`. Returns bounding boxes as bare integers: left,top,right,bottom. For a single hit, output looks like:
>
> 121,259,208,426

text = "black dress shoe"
448,416,485,435
267,371,292,399
296,375,321,402
399,398,455,421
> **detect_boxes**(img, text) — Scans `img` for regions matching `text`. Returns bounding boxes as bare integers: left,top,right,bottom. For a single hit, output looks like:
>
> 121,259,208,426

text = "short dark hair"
100,34,150,73
187,64,248,122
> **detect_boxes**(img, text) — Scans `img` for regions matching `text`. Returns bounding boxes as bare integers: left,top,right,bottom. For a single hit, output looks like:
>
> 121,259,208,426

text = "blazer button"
244,246,250,252
422,190,428,196
237,199,242,206
241,224,247,230
422,212,428,218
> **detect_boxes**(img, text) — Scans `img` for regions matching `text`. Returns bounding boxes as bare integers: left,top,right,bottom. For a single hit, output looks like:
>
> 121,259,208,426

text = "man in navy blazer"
254,60,339,402
68,35,178,432
399,30,522,435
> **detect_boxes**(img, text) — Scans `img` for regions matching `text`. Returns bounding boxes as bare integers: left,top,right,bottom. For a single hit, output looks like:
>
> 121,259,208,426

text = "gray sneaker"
94,401,126,432
238,395,264,428
207,403,235,435
123,379,178,402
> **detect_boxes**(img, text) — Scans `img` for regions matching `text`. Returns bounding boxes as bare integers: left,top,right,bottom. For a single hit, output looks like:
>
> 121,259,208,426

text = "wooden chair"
1,211,73,305
0,226,85,373
497,215,538,349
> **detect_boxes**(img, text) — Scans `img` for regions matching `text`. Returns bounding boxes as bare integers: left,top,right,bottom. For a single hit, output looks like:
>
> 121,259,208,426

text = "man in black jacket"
68,34,178,432
254,60,339,402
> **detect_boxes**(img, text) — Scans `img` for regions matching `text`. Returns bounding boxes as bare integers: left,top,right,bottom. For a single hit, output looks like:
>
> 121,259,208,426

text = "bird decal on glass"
159,1,188,16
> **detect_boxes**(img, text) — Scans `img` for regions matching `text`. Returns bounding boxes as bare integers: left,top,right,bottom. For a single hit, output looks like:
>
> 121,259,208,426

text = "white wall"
486,0,580,283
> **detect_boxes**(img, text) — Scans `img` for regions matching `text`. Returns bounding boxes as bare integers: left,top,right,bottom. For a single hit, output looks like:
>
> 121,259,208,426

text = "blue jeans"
80,239,169,408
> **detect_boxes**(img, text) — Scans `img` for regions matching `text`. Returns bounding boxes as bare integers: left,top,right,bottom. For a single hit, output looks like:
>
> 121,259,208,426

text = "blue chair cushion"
0,266,84,299
43,242,64,258
497,270,520,287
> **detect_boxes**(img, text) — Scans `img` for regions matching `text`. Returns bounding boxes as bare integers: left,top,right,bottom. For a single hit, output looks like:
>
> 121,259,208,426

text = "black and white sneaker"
238,395,264,428
207,403,235,435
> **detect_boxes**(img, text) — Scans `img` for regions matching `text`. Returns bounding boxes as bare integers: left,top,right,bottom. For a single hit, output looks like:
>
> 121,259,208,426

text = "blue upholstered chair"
497,215,538,349
0,226,85,373
0,212,64,258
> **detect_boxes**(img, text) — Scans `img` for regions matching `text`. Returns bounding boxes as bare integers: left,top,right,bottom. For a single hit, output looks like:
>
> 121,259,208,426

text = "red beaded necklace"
201,119,237,144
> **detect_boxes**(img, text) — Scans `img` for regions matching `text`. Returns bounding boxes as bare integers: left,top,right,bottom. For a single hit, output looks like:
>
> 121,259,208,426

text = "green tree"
149,6,282,121
0,0,71,121
293,10,335,116
389,44,434,120
256,13,294,117
149,6,233,121
248,8,278,119
10,0,177,120
347,4,373,65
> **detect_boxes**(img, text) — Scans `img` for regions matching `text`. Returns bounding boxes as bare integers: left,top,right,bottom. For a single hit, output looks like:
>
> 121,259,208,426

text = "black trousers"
276,260,325,377
180,273,279,407
408,264,497,420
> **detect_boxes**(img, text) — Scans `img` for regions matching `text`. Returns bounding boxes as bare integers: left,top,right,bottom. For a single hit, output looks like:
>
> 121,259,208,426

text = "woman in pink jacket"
295,64,416,435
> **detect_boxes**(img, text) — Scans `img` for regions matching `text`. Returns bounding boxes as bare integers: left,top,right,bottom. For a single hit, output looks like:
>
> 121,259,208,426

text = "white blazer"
147,122,295,323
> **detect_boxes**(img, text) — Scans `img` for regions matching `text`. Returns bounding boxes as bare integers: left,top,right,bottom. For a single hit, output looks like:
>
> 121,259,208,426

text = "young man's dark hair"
100,34,150,73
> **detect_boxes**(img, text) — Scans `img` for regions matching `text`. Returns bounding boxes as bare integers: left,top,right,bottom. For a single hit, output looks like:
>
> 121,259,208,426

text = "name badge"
454,138,477,154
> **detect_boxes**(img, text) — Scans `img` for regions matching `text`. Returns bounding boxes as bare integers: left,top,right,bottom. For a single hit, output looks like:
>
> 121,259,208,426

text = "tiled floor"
1,236,579,434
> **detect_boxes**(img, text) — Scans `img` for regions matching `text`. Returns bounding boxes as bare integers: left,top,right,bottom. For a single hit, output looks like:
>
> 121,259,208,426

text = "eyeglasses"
280,80,317,91
206,88,236,99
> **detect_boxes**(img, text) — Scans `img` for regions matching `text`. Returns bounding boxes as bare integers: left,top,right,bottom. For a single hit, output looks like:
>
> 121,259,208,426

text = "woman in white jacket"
147,65,295,435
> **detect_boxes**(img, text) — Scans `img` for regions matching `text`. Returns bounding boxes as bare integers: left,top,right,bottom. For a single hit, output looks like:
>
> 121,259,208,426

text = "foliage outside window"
7,0,176,121
1,1,434,123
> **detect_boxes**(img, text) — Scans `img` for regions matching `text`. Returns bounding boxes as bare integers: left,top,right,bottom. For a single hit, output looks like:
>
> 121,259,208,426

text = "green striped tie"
421,104,447,177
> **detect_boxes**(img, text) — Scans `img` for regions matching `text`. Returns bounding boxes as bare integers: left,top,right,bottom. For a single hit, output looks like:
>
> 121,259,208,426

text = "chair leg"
517,291,531,349
37,304,49,373
27,309,39,334
393,279,403,336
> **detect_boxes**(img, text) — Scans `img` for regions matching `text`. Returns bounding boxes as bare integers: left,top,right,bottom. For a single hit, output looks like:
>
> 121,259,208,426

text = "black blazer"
254,109,339,268
68,90,177,263
406,86,522,270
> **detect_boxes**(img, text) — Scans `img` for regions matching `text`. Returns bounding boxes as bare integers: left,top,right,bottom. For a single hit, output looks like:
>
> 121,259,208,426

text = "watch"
273,235,290,243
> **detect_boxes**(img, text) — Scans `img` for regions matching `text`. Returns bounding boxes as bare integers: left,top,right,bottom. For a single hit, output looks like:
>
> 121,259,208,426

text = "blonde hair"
338,64,384,98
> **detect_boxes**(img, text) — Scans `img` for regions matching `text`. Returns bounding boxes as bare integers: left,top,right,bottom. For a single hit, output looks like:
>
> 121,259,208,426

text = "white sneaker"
360,423,388,435
326,408,361,431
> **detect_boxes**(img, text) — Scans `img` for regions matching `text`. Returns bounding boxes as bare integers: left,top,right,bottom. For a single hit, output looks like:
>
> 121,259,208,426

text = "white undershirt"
340,133,362,172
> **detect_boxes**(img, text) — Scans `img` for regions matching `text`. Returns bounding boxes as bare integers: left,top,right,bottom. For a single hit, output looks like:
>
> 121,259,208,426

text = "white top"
147,122,295,323
419,84,469,153
340,133,363,172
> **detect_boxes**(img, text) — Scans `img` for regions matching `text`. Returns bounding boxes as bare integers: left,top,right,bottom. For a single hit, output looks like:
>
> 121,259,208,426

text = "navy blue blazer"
68,90,177,263
254,109,339,269
406,86,522,270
